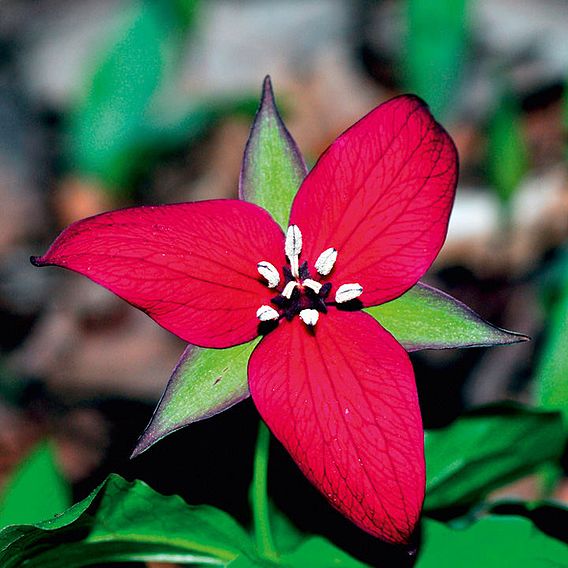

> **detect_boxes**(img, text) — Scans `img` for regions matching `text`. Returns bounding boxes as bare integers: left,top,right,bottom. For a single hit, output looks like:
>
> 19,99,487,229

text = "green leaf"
0,442,70,528
416,516,568,568
366,282,527,352
239,76,307,230
133,338,260,457
535,278,568,425
142,95,259,154
403,0,468,119
282,537,370,568
0,474,258,567
487,94,528,204
424,405,565,510
228,556,277,567
268,505,304,555
66,0,201,191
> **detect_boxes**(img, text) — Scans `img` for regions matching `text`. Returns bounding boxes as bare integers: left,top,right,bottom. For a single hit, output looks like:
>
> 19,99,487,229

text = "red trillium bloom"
32,95,458,543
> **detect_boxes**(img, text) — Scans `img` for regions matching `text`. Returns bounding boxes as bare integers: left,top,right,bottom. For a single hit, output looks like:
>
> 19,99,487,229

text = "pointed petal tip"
30,255,44,267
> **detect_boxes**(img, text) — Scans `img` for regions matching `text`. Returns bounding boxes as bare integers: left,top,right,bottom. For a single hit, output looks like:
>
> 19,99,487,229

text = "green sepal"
239,76,307,229
132,338,260,457
367,282,528,351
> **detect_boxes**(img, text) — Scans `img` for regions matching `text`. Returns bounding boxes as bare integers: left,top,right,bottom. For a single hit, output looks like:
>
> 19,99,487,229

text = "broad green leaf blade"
0,474,256,568
0,442,70,528
487,94,528,204
403,0,468,119
239,76,307,229
133,338,260,457
282,537,370,568
416,516,568,568
535,279,568,424
366,282,527,351
424,405,564,510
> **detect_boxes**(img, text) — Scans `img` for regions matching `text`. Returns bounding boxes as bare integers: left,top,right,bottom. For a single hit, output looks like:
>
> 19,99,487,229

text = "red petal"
248,308,425,543
32,200,285,348
289,95,458,306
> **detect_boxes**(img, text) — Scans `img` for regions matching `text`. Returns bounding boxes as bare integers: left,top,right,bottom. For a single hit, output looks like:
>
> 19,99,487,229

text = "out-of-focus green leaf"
239,76,307,230
487,94,528,204
133,338,260,457
416,516,568,568
67,0,257,196
403,0,468,118
282,537,369,568
142,95,259,153
367,282,527,352
67,1,188,190
424,405,564,510
535,280,568,425
0,474,258,567
0,442,70,528
67,0,250,196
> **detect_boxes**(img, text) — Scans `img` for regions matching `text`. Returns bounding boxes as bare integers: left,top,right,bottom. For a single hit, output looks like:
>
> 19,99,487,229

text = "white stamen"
257,261,280,288
335,283,363,303
282,281,298,299
256,305,279,321
299,308,319,326
285,225,302,277
302,279,322,294
314,247,337,276
285,225,302,257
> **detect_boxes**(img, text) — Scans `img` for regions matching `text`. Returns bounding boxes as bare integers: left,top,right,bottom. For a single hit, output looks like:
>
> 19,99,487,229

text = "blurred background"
0,0,567,565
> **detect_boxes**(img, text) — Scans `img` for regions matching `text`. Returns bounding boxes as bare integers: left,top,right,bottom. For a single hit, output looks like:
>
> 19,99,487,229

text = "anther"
299,308,319,326
314,247,337,276
257,261,280,288
285,225,302,277
335,283,363,303
302,279,322,294
282,281,298,299
256,305,280,321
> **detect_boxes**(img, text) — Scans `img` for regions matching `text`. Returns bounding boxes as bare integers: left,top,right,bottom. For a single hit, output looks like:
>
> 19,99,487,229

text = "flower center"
255,225,363,328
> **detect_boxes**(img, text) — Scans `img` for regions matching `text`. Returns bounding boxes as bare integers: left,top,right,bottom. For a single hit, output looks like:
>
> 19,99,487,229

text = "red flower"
32,95,457,543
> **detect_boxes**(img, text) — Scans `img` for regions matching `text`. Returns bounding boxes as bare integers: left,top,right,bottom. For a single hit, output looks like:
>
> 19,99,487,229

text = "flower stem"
252,420,279,561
